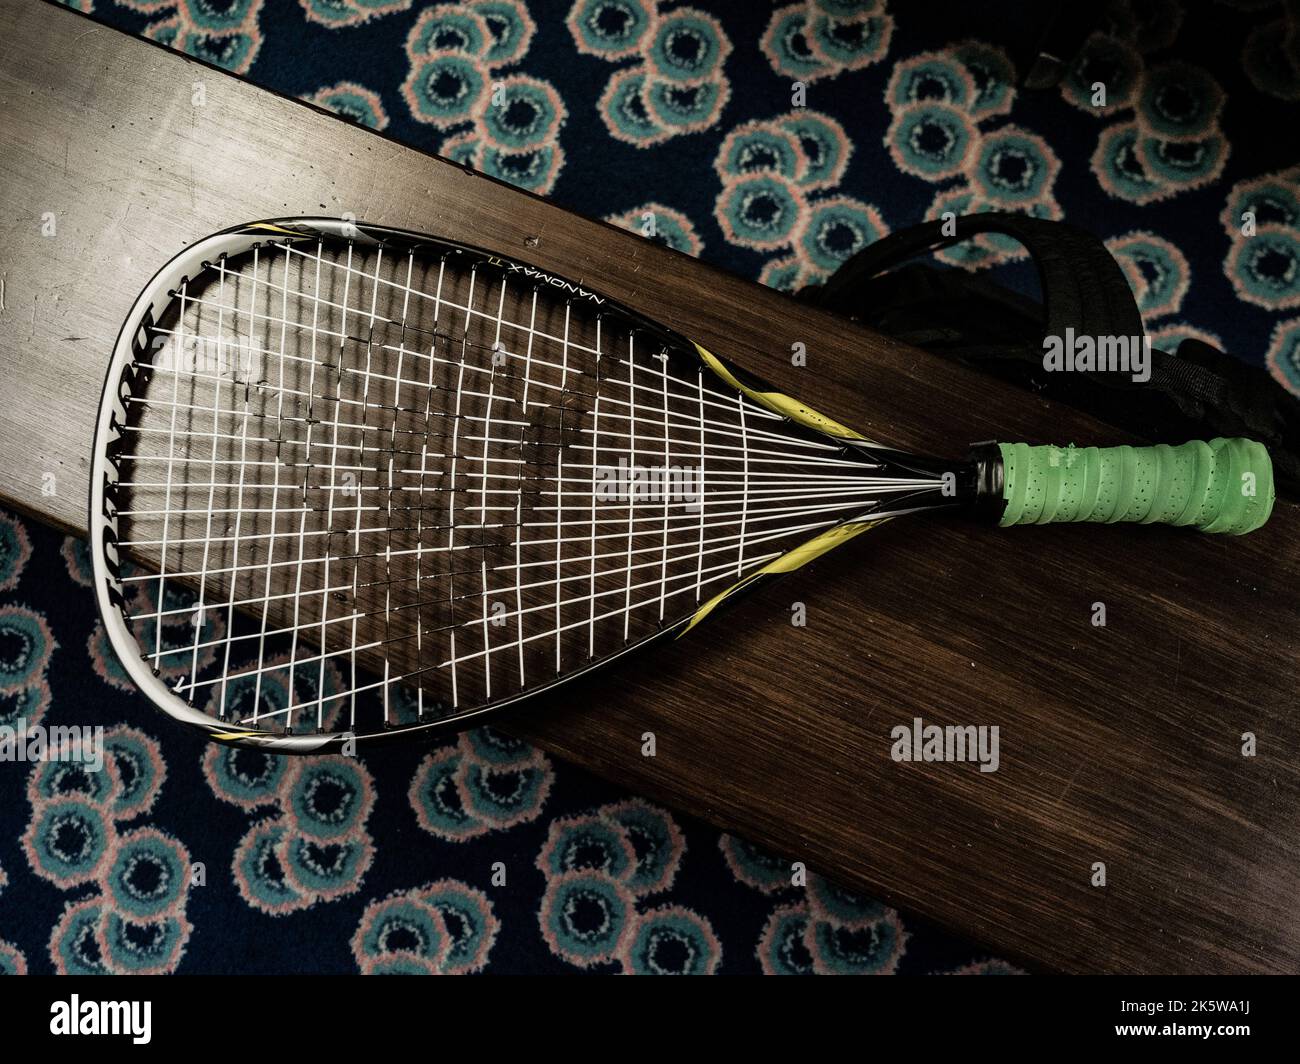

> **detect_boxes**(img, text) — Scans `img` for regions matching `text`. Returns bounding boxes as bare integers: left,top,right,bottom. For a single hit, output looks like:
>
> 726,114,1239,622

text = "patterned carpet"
3,0,1296,973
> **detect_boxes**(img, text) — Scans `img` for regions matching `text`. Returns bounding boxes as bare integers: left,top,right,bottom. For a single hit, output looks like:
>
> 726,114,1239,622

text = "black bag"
799,212,1300,500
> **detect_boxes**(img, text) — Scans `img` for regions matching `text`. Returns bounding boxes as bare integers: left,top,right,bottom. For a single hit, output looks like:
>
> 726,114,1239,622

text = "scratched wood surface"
1,0,1298,973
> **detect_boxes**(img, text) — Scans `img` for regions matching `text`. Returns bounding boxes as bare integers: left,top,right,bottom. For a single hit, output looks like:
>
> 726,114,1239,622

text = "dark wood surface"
2,0,1298,973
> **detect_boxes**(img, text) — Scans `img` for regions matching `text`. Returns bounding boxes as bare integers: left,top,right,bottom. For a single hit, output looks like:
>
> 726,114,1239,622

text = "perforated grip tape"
996,438,1274,535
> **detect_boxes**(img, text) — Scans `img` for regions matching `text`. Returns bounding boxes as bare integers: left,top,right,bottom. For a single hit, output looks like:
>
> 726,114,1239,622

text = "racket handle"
992,438,1274,535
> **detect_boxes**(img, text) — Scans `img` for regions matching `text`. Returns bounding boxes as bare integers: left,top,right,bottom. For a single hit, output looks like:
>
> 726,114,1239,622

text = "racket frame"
91,218,975,751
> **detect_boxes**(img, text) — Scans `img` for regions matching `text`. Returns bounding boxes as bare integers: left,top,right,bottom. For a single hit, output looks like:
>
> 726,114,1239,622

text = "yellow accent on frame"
693,343,867,441
678,520,886,636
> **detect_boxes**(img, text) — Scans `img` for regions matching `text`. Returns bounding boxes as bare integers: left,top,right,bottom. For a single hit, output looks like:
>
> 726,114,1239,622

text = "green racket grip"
994,437,1274,535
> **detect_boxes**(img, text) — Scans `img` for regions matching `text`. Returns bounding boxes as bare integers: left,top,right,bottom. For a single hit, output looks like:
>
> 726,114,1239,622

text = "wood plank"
1,0,1297,972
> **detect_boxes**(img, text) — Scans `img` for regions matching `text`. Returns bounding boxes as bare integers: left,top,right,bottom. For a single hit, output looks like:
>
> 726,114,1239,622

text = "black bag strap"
800,211,1300,499
811,212,1144,344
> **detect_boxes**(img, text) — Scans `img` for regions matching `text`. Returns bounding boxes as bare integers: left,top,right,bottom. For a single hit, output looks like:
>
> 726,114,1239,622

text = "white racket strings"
109,237,943,736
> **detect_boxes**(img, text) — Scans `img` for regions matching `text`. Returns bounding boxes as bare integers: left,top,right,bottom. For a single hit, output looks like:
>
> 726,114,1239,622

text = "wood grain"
2,0,1297,972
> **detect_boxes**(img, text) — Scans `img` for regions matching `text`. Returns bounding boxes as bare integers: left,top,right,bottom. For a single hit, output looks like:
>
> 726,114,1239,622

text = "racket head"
91,219,954,750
